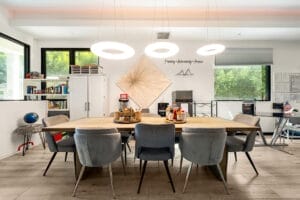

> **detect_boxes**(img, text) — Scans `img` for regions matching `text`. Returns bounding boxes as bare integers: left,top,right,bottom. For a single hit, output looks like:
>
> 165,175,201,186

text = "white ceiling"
1,0,300,41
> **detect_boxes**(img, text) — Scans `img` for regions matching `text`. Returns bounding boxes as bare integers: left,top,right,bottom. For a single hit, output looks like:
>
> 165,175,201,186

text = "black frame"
0,32,30,76
41,48,99,77
0,32,30,101
214,65,271,101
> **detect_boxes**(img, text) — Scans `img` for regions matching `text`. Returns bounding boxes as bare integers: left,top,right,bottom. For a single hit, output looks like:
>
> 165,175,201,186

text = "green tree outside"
214,65,268,100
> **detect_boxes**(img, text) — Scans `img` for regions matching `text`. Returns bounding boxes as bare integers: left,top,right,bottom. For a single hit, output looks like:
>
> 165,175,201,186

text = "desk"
256,112,300,146
42,117,259,180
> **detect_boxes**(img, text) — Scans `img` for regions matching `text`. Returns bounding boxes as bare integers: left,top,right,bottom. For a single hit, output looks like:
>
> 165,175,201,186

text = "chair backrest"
141,108,150,113
135,123,175,159
74,128,122,167
233,114,260,152
233,114,260,126
42,115,69,152
180,128,226,166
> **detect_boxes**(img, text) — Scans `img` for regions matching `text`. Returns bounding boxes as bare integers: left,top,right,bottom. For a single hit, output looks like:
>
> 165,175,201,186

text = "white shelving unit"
23,78,69,116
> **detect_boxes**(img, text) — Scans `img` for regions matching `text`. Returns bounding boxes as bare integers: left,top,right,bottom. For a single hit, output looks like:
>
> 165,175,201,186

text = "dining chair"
72,128,124,198
179,127,229,194
226,114,260,175
135,123,176,193
42,115,76,177
230,113,261,161
110,112,132,165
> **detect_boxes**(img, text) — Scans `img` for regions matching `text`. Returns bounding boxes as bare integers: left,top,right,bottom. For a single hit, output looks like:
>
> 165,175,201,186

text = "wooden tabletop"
42,117,260,132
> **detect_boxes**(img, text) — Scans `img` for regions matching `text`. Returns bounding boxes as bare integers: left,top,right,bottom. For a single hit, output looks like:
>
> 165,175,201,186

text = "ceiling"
1,0,300,41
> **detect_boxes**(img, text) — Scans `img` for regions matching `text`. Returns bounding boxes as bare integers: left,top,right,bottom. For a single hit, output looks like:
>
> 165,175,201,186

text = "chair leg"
126,142,132,152
245,152,259,175
178,155,183,174
124,143,127,165
72,166,85,197
137,160,147,194
121,153,126,175
73,152,77,180
234,152,237,162
108,164,116,198
65,152,68,162
139,159,142,174
183,162,193,193
43,152,57,176
163,160,176,193
216,164,230,194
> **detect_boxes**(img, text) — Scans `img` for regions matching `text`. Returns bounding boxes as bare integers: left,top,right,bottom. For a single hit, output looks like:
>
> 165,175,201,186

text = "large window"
42,48,98,78
0,33,29,100
214,65,270,101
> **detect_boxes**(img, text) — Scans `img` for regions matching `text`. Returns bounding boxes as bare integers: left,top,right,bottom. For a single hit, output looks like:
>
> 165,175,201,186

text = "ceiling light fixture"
144,0,179,59
196,43,225,56
90,0,135,60
145,42,179,58
197,0,225,57
91,41,135,60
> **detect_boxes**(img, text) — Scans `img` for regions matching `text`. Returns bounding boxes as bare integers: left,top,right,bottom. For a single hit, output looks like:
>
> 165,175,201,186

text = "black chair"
135,123,176,193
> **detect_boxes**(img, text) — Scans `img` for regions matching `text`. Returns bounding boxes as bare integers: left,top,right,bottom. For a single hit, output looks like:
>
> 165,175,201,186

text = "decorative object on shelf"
23,112,39,124
116,56,172,108
25,71,44,79
113,108,141,124
176,68,194,76
70,65,103,74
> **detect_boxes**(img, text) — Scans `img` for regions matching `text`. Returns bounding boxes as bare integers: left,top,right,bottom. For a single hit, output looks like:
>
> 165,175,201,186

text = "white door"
69,75,88,120
88,75,106,117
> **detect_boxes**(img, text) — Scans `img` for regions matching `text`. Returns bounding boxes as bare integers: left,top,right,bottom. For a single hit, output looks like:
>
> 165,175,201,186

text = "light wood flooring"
0,137,300,200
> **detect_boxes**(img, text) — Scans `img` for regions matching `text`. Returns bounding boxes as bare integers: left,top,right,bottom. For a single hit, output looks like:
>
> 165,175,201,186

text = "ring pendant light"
196,43,225,56
90,0,135,60
197,0,225,57
144,42,179,58
91,41,135,60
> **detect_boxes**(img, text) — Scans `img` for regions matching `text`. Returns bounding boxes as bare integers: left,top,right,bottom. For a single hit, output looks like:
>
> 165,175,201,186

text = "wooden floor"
0,137,300,200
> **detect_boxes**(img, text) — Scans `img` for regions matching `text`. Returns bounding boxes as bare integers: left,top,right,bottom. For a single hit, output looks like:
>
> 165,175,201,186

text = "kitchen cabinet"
68,74,107,120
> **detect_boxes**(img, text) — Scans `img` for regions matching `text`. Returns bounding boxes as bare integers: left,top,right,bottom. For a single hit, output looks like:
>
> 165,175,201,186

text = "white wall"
0,7,47,159
0,101,47,159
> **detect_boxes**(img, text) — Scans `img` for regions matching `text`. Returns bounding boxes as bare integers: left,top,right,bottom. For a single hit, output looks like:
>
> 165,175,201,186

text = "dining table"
42,116,260,181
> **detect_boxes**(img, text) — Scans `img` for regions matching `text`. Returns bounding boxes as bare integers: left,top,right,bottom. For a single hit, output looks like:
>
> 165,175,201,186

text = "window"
214,65,270,101
45,50,69,78
75,51,98,66
42,48,98,78
0,33,29,100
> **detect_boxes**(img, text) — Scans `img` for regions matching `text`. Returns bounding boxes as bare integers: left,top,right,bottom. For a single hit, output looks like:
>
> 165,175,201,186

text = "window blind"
215,48,273,65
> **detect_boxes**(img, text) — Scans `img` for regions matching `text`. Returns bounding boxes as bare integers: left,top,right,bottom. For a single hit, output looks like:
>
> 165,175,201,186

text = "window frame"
0,32,30,101
41,48,99,77
214,64,271,101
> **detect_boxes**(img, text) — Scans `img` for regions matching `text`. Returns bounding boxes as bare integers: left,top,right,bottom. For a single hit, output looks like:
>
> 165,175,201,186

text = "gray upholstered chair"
135,123,176,193
179,127,228,194
42,115,76,177
141,113,161,117
226,114,260,175
72,128,124,198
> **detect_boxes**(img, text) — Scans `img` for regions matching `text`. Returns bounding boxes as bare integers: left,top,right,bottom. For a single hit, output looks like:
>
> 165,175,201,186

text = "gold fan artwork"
116,56,172,108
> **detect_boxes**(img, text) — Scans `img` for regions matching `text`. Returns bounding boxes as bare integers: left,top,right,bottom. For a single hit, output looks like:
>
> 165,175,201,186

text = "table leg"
270,118,288,145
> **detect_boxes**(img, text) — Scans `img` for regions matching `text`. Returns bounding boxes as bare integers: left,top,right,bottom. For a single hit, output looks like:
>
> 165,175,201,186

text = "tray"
165,119,187,124
113,119,141,124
